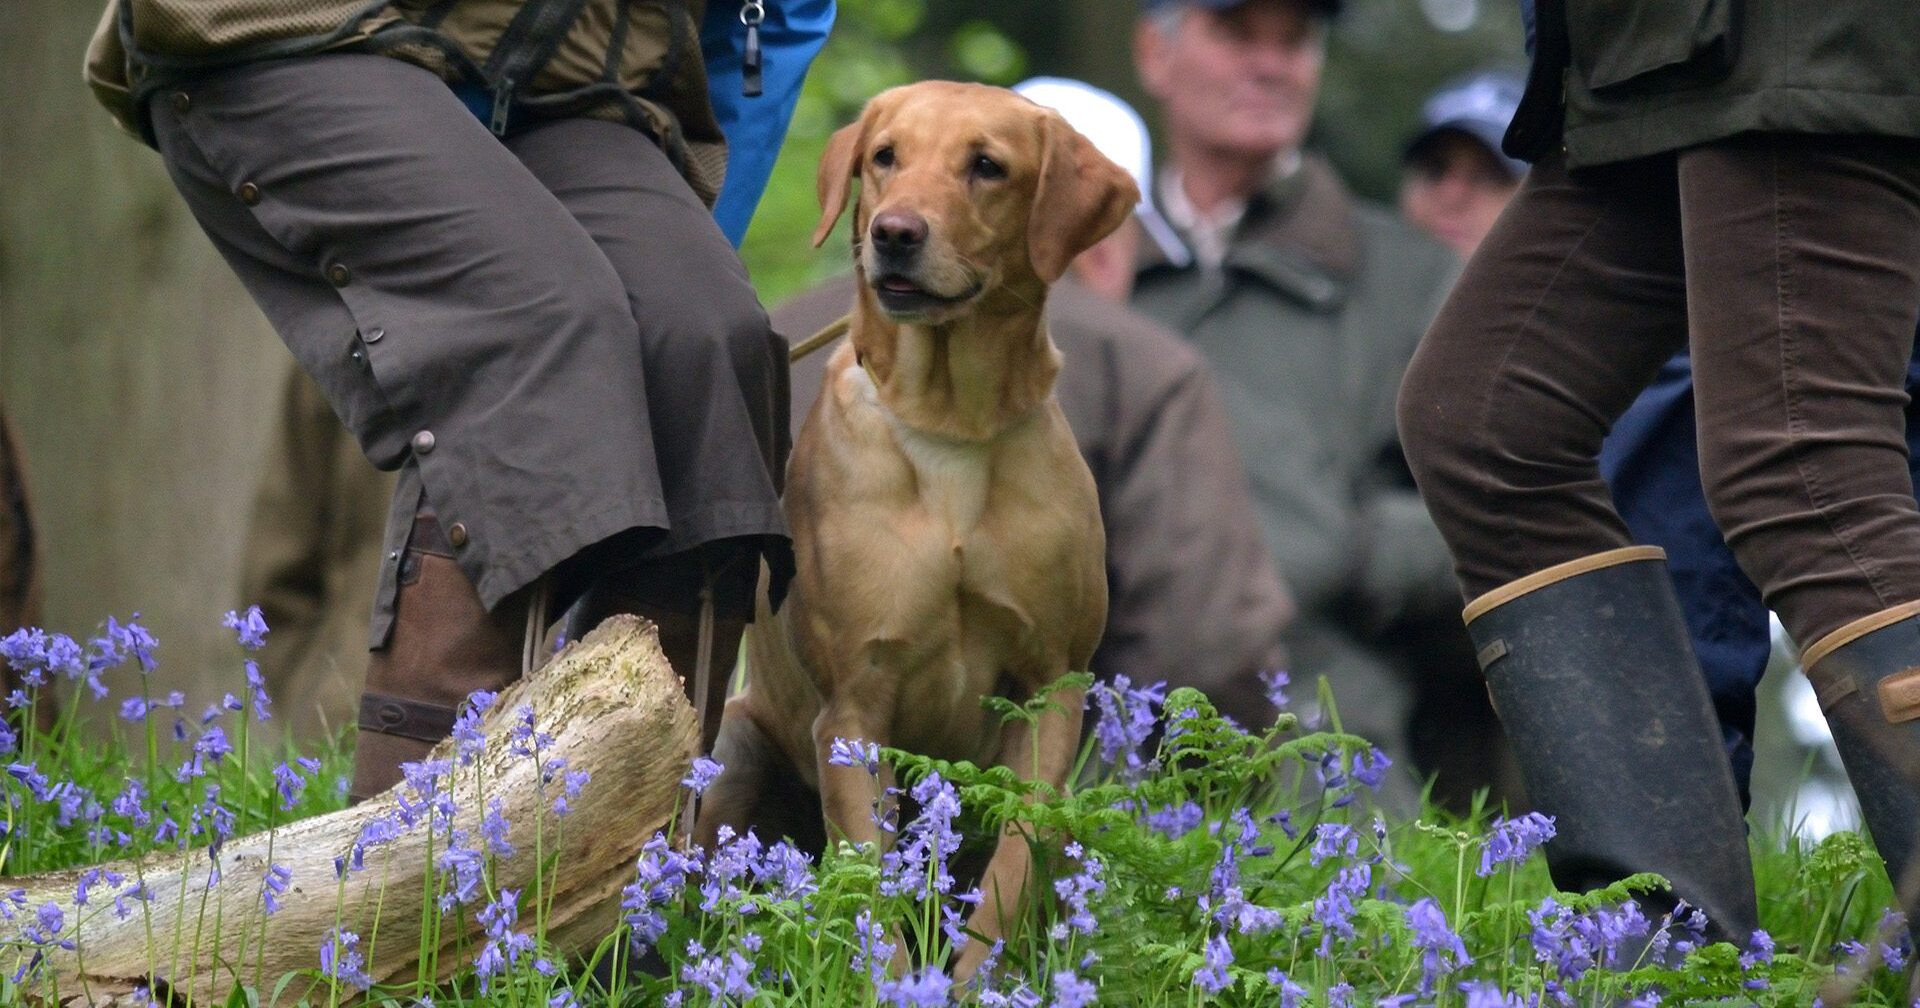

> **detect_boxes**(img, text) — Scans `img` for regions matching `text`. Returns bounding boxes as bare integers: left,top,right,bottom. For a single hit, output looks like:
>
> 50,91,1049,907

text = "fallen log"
1,614,696,1005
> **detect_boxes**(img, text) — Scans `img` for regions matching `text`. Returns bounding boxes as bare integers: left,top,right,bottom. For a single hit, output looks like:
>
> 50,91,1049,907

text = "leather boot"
566,581,743,753
1464,546,1760,944
351,511,528,802
1799,602,1920,942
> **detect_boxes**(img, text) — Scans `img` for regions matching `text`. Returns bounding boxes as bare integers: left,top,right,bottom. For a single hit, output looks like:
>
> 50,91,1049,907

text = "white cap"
1012,76,1193,268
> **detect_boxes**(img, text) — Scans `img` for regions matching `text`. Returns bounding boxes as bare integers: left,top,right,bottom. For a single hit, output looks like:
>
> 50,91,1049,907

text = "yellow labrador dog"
695,81,1136,976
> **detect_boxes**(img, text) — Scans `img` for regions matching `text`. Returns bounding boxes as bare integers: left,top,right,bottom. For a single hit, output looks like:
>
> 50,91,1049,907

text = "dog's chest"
891,423,992,535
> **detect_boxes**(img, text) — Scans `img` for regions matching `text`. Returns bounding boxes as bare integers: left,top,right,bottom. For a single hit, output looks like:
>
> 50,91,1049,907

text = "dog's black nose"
870,211,927,254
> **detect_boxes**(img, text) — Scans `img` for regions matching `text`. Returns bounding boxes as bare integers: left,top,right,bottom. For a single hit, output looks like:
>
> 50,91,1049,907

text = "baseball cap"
1012,77,1192,268
1140,0,1342,17
1403,69,1529,178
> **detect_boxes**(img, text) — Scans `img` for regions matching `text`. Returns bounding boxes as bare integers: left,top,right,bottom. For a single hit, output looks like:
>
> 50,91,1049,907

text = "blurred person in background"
0,403,56,733
776,77,1297,734
1132,0,1515,814
1398,69,1526,260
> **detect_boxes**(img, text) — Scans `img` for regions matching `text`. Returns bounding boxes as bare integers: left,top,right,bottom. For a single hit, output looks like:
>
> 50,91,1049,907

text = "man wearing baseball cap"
1132,0,1510,813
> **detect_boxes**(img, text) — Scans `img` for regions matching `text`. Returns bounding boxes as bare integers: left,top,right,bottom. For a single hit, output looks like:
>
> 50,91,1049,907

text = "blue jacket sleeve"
703,0,836,246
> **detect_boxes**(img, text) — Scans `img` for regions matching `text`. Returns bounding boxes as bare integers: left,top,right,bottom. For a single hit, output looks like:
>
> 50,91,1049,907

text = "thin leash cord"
788,313,851,362
683,562,718,843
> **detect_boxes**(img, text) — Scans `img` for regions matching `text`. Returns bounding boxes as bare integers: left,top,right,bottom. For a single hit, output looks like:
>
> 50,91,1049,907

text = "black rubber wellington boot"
1464,546,1760,946
1799,602,1920,945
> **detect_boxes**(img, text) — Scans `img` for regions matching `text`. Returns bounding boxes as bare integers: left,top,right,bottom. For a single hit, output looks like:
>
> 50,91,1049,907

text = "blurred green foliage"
736,0,1525,308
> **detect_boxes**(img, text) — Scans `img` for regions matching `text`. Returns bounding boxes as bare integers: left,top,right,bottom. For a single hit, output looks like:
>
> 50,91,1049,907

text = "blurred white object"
1761,612,1860,840
1012,76,1193,268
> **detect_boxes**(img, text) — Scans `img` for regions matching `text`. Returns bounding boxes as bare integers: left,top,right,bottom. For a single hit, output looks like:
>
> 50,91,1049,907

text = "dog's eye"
970,154,1006,181
872,146,895,169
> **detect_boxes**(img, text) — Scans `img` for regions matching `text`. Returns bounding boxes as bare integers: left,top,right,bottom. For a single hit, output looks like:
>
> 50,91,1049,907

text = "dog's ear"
812,117,867,248
1027,113,1141,284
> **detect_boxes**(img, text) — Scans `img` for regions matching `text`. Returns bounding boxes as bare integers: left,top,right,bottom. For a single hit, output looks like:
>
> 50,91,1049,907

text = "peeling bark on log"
0,615,696,1005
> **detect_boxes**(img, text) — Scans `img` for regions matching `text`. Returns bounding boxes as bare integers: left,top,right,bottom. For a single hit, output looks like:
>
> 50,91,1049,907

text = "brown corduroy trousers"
1398,133,1920,649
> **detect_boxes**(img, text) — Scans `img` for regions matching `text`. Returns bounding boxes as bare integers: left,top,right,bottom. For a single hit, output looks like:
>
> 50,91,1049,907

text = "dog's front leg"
950,682,1087,981
813,696,916,976
812,700,897,852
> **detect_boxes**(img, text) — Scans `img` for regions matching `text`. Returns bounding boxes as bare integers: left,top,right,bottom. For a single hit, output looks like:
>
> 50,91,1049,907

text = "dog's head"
813,81,1140,324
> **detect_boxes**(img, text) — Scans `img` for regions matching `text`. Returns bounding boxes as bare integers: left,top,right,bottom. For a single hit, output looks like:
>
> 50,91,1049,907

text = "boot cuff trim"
1800,599,1920,672
1463,545,1667,625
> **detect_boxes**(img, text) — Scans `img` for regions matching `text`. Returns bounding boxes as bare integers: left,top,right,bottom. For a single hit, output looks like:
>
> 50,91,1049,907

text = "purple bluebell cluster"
8,612,1920,1004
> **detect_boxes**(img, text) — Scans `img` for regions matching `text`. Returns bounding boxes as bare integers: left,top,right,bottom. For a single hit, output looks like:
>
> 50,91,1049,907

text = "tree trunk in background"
1,2,289,720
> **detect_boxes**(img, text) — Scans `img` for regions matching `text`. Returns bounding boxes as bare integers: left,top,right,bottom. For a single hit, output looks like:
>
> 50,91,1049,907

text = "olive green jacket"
84,0,728,202
1131,156,1462,753
1510,0,1920,168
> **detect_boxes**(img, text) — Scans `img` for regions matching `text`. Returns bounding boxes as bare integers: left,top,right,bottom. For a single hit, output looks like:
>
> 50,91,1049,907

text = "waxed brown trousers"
1398,133,1920,649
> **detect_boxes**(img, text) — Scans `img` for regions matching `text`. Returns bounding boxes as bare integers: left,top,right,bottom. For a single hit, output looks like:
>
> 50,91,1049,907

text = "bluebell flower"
261,863,292,915
750,839,818,902
221,606,270,650
481,797,515,858
43,633,83,682
1048,970,1096,1008
623,831,698,954
1459,980,1529,1007
700,825,764,913
880,772,963,900
681,755,723,796
437,831,486,909
853,908,896,984
7,762,50,801
1406,897,1470,995
100,615,158,673
1327,982,1355,1008
977,983,1040,1008
119,697,149,722
1479,812,1557,876
1052,847,1105,937
508,704,552,760
319,926,372,990
1571,899,1651,970
0,627,49,683
1313,864,1370,954
1194,932,1233,993
1258,668,1290,711
1089,675,1166,782
1142,801,1204,840
553,768,590,816
244,659,270,721
1878,909,1911,971
1265,969,1307,1008
112,879,149,920
1352,747,1392,790
72,868,104,908
475,888,534,993
1310,822,1359,866
878,966,950,1006
828,736,882,774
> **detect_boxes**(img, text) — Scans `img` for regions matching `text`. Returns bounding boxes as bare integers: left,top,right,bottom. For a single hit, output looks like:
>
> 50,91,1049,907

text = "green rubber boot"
1464,546,1760,945
1800,603,1920,944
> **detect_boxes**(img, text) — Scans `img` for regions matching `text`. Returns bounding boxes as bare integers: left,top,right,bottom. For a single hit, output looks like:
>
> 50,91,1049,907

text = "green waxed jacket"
1131,155,1462,759
1508,0,1920,168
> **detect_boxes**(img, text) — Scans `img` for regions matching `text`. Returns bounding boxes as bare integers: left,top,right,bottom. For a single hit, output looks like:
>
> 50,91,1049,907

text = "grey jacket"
1132,155,1462,741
